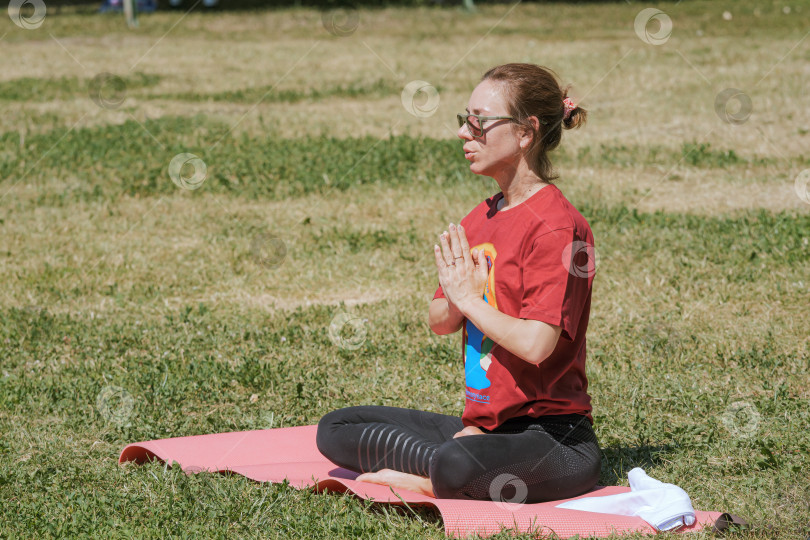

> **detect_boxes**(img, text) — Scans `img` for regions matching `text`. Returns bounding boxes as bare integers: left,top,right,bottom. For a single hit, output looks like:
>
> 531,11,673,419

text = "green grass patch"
0,75,407,106
154,77,413,104
0,72,162,102
570,142,785,169
1,117,472,203
2,119,798,207
1,282,808,537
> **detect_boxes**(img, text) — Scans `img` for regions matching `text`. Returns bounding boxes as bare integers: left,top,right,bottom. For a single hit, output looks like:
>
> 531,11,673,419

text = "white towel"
555,467,696,531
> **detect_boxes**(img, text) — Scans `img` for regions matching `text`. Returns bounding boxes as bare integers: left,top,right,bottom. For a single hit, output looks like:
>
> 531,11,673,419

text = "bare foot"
453,426,484,438
355,468,435,498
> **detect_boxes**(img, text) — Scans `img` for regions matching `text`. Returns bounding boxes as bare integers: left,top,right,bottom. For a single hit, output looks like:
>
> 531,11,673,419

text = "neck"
494,160,547,210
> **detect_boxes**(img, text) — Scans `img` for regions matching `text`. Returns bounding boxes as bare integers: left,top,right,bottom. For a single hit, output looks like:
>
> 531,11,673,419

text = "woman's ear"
519,116,541,150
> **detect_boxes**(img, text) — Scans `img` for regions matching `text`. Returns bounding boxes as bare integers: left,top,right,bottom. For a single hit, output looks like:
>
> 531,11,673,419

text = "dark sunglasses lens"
459,115,483,136
468,115,482,136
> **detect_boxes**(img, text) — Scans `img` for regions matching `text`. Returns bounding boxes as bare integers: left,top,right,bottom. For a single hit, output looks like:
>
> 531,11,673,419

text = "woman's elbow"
523,322,563,365
428,299,463,335
429,318,462,335
525,347,554,365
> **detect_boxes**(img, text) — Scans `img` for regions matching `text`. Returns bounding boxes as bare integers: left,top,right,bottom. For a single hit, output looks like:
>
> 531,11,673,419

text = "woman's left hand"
434,223,488,314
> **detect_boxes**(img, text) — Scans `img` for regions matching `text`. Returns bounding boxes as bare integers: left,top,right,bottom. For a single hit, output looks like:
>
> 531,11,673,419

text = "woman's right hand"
434,226,489,314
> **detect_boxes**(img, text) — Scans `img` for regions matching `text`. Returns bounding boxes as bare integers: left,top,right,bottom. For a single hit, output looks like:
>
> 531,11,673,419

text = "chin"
469,162,491,177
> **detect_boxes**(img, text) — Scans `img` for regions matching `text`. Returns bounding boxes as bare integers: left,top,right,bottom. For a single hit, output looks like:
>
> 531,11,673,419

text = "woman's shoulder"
529,184,576,220
529,185,593,238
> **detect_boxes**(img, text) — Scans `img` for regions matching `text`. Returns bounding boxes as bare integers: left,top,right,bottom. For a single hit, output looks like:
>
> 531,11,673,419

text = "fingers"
355,472,381,484
446,223,474,273
437,223,475,271
433,244,444,270
471,247,487,271
447,224,464,259
438,231,455,267
454,224,474,267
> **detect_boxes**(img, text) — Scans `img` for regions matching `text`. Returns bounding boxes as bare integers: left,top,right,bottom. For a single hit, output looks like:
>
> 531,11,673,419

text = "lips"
463,148,475,160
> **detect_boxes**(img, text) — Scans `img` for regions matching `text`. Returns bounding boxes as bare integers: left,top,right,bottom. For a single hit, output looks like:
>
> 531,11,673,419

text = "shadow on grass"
599,444,672,486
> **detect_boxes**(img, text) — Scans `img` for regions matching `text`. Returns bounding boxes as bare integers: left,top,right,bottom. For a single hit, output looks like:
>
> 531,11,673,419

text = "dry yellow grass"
1,1,808,319
0,180,486,313
3,4,808,146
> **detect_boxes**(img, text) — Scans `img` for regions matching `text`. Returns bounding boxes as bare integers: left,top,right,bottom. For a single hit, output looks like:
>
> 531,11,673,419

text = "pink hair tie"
563,97,576,120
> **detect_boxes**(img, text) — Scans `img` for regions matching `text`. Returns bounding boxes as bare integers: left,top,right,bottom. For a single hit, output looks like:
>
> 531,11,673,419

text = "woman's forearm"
428,297,465,335
456,297,561,365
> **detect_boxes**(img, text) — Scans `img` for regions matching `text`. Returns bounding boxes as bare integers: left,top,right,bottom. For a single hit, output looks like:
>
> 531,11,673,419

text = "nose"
458,121,473,141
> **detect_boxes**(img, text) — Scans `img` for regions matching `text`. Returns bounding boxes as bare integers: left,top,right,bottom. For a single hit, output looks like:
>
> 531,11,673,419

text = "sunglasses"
457,113,552,138
456,113,514,138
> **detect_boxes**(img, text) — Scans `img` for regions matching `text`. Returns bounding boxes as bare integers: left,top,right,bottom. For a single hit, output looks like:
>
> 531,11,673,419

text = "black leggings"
316,405,601,503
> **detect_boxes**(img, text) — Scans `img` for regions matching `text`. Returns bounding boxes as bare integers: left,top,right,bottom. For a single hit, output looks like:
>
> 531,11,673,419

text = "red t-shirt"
433,184,596,430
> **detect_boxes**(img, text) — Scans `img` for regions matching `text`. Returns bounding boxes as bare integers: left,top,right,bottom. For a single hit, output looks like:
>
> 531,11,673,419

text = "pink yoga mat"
119,425,724,538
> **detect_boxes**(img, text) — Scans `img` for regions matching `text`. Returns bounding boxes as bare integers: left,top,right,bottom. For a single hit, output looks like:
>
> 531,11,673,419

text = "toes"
356,471,388,484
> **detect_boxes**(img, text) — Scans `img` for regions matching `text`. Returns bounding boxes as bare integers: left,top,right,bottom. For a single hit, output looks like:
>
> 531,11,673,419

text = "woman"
316,63,600,504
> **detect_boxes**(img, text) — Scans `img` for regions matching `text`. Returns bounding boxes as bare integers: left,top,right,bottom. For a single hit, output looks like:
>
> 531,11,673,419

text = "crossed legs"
316,405,601,502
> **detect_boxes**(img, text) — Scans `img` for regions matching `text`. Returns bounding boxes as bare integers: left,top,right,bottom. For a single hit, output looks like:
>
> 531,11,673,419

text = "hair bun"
562,97,587,130
562,97,576,120
481,63,586,182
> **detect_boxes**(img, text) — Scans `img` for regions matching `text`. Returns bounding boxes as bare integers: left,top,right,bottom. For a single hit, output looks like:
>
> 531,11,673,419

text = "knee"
429,441,483,500
583,448,602,490
550,444,601,500
315,408,347,458
574,441,602,492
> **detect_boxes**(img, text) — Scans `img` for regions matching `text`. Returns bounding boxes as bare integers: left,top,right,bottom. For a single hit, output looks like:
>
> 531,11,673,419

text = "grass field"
1,0,809,538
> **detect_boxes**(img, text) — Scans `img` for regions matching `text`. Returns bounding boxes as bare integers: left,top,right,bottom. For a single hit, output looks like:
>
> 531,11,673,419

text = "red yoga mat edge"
118,425,725,538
